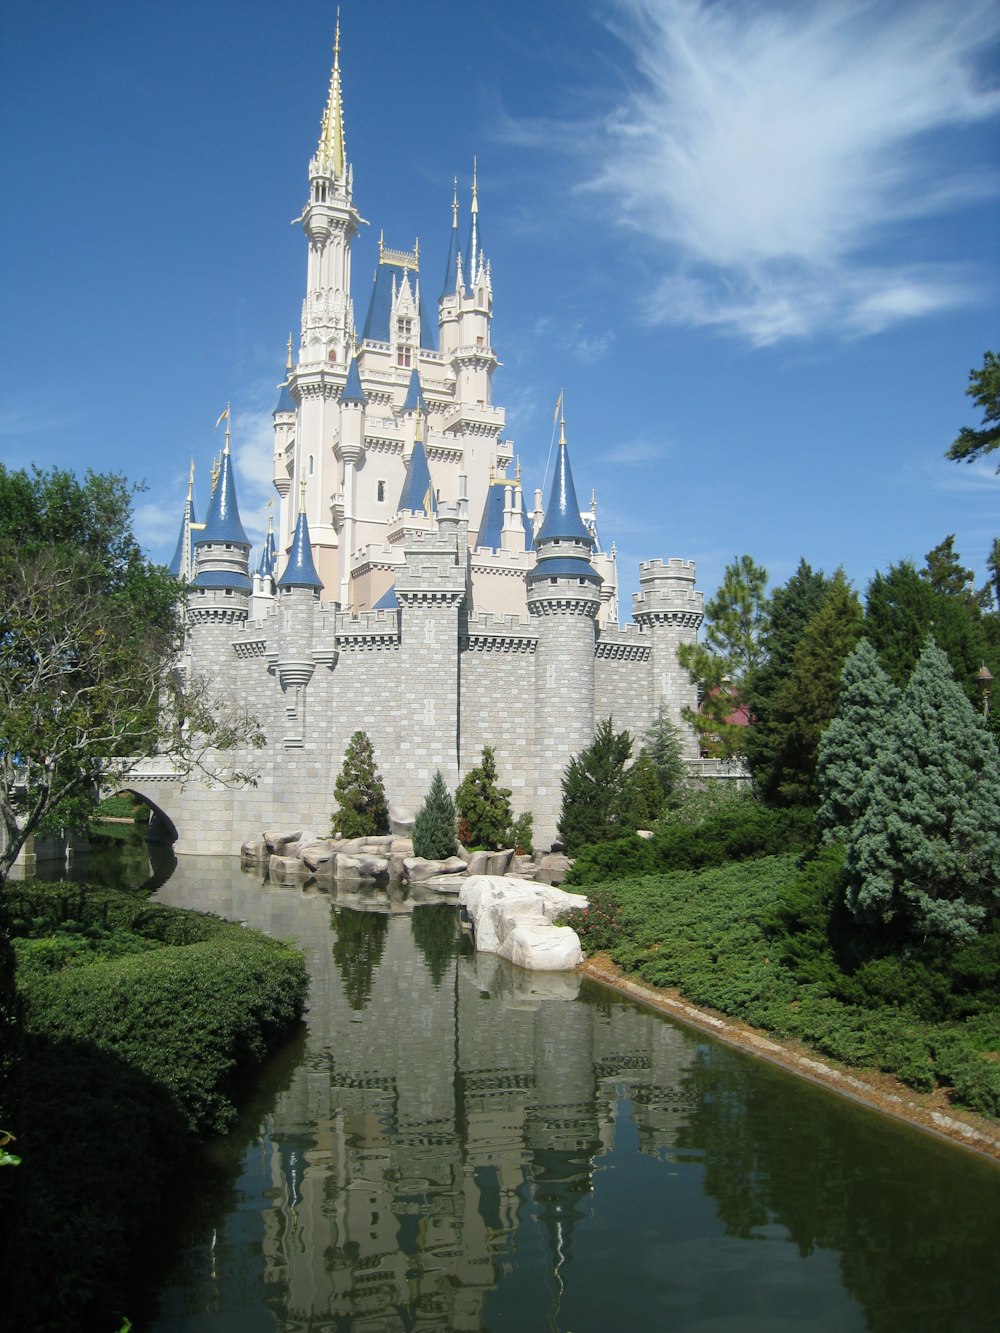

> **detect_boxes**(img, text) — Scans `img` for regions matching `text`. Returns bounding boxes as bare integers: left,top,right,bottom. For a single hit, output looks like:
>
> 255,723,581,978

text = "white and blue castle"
138,23,705,855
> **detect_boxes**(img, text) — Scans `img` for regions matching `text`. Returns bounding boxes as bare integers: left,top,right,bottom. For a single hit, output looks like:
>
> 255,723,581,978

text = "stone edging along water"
580,955,1000,1166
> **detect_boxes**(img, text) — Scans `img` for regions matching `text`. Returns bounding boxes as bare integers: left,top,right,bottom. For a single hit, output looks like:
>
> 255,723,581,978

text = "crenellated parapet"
462,611,537,654
632,558,704,629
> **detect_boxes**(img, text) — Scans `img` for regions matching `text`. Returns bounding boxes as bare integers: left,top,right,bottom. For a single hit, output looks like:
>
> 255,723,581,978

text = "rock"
264,829,301,852
636,829,655,840
497,922,583,971
535,852,572,885
389,803,415,835
300,840,338,870
241,838,267,864
486,849,514,876
390,837,414,856
463,850,492,876
336,854,390,880
268,854,306,881
403,856,468,883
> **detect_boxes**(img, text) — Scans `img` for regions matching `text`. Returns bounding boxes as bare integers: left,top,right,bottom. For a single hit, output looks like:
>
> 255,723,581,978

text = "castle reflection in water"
154,859,702,1329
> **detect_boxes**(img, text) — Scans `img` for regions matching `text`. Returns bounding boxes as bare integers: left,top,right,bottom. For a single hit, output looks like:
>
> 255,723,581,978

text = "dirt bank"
581,954,1000,1166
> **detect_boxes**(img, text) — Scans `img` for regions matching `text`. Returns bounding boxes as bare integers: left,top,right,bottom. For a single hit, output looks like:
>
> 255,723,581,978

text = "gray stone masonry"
632,559,704,760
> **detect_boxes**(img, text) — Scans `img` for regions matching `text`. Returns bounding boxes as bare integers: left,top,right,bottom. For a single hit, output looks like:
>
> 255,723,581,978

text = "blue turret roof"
475,480,533,552
341,355,366,405
534,436,593,546
196,448,250,547
190,568,253,592
397,436,436,516
373,583,399,610
361,260,437,350
256,527,277,579
402,368,427,414
277,507,323,590
273,379,296,415
442,199,460,298
167,496,196,578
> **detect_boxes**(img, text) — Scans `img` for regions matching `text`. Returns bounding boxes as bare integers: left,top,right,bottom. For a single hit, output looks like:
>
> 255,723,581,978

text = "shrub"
565,834,658,887
560,888,623,954
510,811,534,856
456,746,513,849
331,730,390,838
412,770,458,860
559,718,635,853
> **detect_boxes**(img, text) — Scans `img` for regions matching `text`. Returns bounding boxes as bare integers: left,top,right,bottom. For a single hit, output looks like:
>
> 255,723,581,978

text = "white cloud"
584,0,1000,342
606,439,666,465
232,405,278,549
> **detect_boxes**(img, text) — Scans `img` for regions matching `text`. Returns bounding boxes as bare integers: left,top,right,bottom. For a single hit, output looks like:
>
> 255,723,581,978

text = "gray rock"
264,829,301,852
404,856,468,883
268,854,306,881
486,849,515,876
300,840,338,870
336,854,390,880
389,803,415,835
497,922,584,971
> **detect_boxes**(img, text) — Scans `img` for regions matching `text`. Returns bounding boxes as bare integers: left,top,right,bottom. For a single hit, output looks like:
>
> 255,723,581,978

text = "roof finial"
471,156,479,215
299,475,307,514
559,393,567,448
286,333,293,371
316,9,347,177
451,177,459,228
515,457,522,486
187,457,195,501
267,498,274,532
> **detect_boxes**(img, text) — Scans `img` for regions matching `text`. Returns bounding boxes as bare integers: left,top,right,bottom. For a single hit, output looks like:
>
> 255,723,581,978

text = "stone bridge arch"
103,782,181,846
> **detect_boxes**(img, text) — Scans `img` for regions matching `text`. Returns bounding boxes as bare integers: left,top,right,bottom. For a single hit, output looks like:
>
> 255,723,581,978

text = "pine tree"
412,770,458,860
455,746,514,849
763,572,863,807
816,638,899,843
625,749,664,829
846,639,1000,942
642,706,687,805
331,730,389,838
921,534,974,597
558,718,634,854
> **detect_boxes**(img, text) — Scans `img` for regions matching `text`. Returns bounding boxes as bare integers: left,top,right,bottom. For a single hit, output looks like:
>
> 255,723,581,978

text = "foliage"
921,533,976,598
565,834,659,887
509,811,534,856
678,554,769,758
410,904,462,988
412,770,458,859
642,706,688,805
558,718,634,854
455,746,514,849
760,571,863,807
845,640,1000,943
559,887,623,953
0,465,262,886
332,908,388,1010
946,350,1000,469
624,750,664,828
744,559,831,790
816,639,900,843
331,730,389,838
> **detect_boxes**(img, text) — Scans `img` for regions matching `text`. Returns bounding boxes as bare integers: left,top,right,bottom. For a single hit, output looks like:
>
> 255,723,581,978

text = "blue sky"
2,0,998,611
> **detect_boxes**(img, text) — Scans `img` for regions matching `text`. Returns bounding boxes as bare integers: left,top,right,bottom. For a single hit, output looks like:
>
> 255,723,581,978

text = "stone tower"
632,560,704,758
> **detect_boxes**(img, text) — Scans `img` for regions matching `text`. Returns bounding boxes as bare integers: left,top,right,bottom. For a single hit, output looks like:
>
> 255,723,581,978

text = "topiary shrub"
331,730,390,838
412,770,458,860
455,746,513,849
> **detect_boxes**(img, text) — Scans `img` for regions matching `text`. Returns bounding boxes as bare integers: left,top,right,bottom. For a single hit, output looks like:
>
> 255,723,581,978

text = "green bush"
565,834,658,887
412,770,458,860
456,746,514,849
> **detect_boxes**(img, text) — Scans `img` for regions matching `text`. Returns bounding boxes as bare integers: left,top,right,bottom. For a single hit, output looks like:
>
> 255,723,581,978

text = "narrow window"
308,455,315,475
377,480,386,502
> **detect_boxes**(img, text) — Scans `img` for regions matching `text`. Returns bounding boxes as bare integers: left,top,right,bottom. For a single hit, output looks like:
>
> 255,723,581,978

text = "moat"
67,846,1000,1330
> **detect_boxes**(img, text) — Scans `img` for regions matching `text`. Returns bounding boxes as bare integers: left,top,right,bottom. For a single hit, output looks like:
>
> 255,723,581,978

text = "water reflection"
144,858,999,1333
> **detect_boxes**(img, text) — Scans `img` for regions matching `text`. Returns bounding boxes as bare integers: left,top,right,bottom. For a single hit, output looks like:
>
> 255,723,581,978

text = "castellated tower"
187,435,252,671
526,417,602,845
275,490,324,749
632,560,704,759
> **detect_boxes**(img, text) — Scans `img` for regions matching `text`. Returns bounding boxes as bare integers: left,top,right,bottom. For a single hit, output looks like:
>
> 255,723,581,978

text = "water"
82,850,1000,1331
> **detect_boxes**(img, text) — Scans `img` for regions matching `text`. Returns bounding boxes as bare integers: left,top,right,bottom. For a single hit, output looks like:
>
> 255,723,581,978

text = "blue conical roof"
341,356,366,405
277,508,323,590
475,480,533,552
442,207,460,298
273,379,295,415
397,437,436,516
535,437,593,545
196,448,249,547
256,527,277,578
402,368,427,414
373,583,399,610
167,496,196,577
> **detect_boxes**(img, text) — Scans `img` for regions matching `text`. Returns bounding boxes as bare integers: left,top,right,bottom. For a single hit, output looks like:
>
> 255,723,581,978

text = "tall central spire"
316,12,347,178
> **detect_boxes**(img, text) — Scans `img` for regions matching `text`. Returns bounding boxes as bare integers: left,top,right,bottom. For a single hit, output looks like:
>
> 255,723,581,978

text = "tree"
331,731,389,838
412,771,458,860
678,555,769,758
624,749,664,829
845,640,1000,942
558,718,634,854
744,559,831,790
921,534,974,598
946,351,1000,469
816,638,900,843
760,572,863,807
455,746,513,849
0,466,261,886
642,706,687,806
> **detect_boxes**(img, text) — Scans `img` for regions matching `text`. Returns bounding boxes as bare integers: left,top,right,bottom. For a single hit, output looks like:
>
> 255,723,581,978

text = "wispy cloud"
583,0,1000,343
606,438,667,465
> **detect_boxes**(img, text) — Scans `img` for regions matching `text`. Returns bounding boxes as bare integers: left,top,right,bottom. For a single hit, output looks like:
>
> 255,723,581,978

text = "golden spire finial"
317,10,346,177
286,333,293,371
489,463,495,485
210,452,221,495
451,177,459,228
378,229,384,261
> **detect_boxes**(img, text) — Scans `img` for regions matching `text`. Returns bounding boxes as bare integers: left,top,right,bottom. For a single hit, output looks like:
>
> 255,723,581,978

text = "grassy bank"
562,846,1000,1121
0,880,308,1330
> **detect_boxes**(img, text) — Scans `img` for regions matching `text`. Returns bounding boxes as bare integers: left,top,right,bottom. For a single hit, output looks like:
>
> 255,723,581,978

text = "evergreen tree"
331,731,389,838
558,718,634,854
744,559,831,790
625,750,664,829
642,706,687,805
816,638,900,843
921,534,974,598
678,554,769,758
332,908,388,1011
946,350,1000,469
412,770,458,860
846,640,1000,942
455,746,513,849
762,572,863,807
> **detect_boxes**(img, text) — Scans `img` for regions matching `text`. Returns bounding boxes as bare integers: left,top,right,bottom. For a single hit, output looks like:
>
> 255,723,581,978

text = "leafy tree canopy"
946,351,1000,470
920,533,975,600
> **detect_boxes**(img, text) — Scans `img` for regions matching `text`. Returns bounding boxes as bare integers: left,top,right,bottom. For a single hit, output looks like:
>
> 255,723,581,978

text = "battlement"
335,608,400,649
463,611,537,654
595,623,651,661
633,558,704,626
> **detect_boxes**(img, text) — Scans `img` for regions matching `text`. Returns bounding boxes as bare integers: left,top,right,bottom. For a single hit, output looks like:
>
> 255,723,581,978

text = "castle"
140,23,706,855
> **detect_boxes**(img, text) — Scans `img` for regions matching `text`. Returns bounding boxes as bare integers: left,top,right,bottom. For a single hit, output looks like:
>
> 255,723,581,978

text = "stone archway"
108,787,179,846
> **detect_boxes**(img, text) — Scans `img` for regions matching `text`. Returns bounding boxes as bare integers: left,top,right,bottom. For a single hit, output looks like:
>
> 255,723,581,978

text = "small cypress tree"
625,750,664,829
816,638,899,843
846,639,1000,942
412,770,458,860
331,731,389,838
455,746,514,849
558,718,633,854
642,706,687,806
